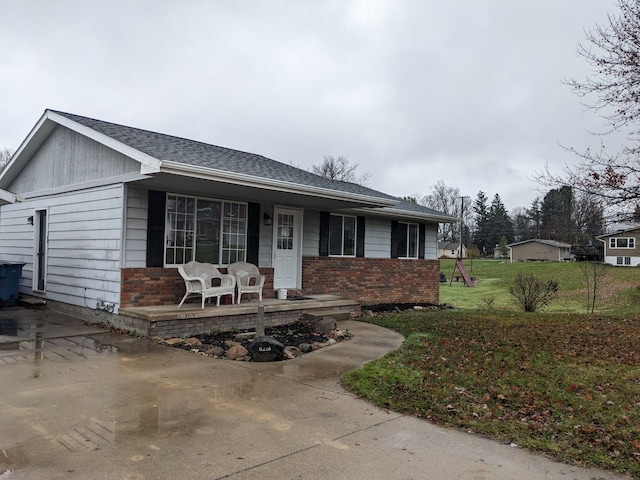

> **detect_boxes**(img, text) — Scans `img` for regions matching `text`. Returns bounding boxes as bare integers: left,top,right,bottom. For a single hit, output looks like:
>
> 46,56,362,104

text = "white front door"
272,207,302,290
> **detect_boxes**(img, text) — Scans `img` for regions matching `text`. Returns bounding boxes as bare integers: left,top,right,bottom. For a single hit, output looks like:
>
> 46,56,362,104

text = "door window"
277,213,294,250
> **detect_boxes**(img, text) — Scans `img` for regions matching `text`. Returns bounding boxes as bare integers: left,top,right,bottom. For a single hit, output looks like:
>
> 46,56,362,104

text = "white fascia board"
160,161,399,208
16,173,151,200
0,112,54,188
0,188,18,205
345,206,459,223
47,111,162,174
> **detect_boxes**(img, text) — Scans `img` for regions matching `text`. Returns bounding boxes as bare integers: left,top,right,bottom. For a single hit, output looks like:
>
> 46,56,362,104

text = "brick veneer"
120,267,275,308
302,256,440,305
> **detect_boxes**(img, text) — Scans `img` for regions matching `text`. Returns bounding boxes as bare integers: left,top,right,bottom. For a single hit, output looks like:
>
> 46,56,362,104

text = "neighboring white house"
597,226,640,267
0,109,457,316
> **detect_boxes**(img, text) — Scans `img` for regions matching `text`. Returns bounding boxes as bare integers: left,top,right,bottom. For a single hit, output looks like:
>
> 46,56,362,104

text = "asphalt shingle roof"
508,239,572,248
51,110,454,220
53,110,399,202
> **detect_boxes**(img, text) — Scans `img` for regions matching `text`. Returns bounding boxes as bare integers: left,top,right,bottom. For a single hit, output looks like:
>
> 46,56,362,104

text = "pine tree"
486,194,515,249
472,191,490,254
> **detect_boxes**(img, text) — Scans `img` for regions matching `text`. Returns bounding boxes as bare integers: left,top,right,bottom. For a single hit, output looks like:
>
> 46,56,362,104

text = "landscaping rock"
164,338,185,346
226,344,249,360
249,336,285,362
184,337,202,347
165,320,351,361
308,317,337,335
206,346,225,357
283,346,302,359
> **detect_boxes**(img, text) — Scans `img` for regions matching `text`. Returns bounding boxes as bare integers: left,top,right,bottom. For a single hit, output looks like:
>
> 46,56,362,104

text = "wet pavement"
0,307,630,480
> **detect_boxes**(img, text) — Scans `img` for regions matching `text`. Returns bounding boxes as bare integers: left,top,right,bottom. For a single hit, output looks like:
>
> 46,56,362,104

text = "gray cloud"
0,0,618,211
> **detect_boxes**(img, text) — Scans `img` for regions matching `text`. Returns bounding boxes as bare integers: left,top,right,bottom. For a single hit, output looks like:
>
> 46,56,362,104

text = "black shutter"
419,224,426,259
146,190,166,267
356,216,365,257
319,211,330,257
391,220,399,258
246,203,261,265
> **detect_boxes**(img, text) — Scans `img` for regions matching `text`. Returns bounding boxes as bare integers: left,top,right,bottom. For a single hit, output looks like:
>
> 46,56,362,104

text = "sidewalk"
0,307,629,479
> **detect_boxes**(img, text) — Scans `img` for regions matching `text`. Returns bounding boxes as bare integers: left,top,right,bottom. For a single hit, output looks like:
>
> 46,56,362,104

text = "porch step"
302,309,353,321
19,296,47,307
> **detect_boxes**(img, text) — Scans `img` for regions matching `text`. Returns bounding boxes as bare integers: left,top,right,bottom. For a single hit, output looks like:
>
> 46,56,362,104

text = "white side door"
272,207,302,290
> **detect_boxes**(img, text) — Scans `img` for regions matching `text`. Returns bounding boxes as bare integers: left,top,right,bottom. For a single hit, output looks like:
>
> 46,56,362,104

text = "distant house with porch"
507,239,573,263
597,226,640,266
438,241,466,259
0,110,456,322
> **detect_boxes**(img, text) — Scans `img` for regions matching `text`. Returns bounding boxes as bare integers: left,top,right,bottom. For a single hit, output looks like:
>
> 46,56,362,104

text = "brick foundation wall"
120,267,275,308
302,257,440,305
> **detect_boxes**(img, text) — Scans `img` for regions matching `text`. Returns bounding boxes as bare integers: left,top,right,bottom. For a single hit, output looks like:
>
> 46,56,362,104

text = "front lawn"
344,259,640,476
343,311,640,476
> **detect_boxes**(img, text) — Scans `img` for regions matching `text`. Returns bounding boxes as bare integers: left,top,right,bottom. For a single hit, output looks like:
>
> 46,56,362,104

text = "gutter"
346,206,459,223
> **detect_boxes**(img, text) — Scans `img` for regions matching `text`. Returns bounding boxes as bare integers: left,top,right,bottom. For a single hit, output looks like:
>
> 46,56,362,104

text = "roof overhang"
159,161,399,209
0,110,162,189
596,226,640,241
345,206,458,223
0,188,18,205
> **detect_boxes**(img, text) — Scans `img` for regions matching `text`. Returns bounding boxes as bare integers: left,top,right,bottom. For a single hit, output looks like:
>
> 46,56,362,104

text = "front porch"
115,294,361,338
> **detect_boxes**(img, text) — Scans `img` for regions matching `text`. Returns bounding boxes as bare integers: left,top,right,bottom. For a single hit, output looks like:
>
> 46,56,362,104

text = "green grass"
343,260,640,477
439,258,640,315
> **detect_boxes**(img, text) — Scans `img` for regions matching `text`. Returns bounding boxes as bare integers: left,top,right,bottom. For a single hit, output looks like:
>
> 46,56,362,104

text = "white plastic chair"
227,262,265,304
178,261,236,308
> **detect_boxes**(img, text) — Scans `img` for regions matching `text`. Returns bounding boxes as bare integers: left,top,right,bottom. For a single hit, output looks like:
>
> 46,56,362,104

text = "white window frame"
329,214,357,257
610,237,635,249
164,193,247,267
399,222,419,259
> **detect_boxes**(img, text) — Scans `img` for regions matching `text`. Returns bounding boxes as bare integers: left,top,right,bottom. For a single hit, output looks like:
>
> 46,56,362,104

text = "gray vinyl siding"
0,184,124,310
364,217,390,258
302,214,439,260
124,186,148,267
259,204,274,268
424,223,438,260
8,126,140,195
302,209,320,256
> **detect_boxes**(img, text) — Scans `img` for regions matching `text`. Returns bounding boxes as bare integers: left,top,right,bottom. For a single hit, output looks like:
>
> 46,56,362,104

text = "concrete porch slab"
115,295,361,338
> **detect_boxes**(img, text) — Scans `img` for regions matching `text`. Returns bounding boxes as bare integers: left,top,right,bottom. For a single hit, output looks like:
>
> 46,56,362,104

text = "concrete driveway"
0,307,629,480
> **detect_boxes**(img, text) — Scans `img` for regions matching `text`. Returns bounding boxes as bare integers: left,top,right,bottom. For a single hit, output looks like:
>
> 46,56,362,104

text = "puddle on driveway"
0,310,376,478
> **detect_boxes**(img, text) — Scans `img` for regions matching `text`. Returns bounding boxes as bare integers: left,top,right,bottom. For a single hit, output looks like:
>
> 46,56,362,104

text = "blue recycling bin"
0,262,26,306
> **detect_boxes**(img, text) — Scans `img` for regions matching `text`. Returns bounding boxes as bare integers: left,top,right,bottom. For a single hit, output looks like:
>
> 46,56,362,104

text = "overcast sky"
0,0,622,212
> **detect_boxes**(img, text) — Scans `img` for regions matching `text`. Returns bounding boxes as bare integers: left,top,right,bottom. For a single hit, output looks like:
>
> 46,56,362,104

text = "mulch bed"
169,320,349,359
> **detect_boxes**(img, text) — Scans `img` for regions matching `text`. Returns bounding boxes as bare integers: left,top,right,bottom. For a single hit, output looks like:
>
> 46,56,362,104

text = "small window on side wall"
329,214,356,256
398,222,419,259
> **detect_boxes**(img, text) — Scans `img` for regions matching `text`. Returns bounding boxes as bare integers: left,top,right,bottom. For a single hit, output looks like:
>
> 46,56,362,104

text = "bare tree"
580,261,608,314
311,155,371,186
0,148,12,173
420,180,460,241
537,0,640,215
